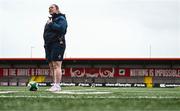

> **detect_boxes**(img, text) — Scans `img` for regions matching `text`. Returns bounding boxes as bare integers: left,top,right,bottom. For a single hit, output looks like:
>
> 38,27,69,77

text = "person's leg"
47,42,65,91
48,62,55,82
47,61,62,91
52,61,62,85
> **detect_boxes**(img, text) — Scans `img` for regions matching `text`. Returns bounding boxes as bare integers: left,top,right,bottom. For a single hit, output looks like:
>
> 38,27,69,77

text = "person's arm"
49,16,67,33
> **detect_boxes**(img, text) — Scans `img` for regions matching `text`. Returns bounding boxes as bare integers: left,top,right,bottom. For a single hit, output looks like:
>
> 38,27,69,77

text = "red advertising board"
0,68,180,77
0,68,3,77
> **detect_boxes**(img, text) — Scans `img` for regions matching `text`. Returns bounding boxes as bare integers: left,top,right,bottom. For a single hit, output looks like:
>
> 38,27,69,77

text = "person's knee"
52,61,61,70
49,62,53,69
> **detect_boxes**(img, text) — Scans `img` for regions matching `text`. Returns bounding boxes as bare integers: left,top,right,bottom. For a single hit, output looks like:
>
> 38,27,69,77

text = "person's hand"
47,19,52,24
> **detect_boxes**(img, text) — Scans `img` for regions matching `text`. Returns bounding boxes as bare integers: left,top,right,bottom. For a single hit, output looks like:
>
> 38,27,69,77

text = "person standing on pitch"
43,4,68,92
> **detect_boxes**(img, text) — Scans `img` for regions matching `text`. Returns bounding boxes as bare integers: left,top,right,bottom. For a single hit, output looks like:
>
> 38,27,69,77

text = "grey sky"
0,0,179,58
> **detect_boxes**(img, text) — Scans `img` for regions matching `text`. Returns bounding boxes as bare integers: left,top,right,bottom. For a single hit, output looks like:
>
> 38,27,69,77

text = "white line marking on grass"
0,95,180,99
0,91,19,94
53,91,111,94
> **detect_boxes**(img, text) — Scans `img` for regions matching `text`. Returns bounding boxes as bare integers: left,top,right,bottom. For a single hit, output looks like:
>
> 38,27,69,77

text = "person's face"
49,5,58,15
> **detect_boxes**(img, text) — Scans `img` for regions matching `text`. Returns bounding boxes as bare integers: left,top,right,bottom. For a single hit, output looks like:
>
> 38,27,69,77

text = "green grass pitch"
0,86,180,111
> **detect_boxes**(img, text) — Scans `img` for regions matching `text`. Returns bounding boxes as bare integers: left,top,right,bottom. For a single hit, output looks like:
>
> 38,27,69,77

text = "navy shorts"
44,42,66,62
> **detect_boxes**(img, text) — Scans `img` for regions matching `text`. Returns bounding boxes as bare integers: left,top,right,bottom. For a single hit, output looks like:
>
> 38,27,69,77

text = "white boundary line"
0,95,180,99
54,91,111,94
0,91,19,94
1,89,180,99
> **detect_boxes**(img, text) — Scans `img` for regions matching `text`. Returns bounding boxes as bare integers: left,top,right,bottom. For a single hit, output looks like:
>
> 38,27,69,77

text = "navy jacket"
43,13,68,45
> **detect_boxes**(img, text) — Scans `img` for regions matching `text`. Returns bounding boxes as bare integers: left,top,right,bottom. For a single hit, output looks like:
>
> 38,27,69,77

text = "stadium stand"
0,58,180,87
